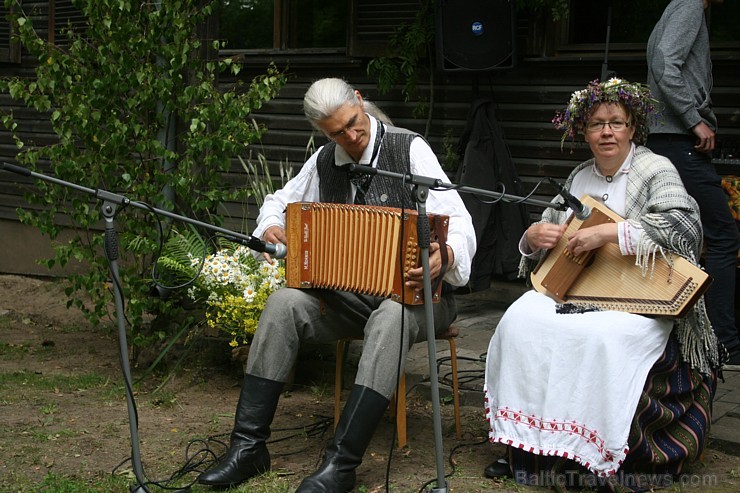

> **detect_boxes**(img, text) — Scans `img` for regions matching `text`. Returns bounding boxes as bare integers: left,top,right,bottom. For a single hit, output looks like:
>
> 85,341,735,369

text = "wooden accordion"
285,202,449,305
530,195,711,317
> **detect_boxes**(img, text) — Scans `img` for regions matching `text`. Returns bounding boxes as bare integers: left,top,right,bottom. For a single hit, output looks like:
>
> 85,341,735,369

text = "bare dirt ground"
1,274,739,493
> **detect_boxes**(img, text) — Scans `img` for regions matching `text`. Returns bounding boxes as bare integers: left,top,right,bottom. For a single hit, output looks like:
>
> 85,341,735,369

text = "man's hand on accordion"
405,242,454,292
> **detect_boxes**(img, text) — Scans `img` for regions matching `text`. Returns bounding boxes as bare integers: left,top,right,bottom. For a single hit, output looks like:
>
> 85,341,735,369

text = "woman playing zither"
483,79,719,491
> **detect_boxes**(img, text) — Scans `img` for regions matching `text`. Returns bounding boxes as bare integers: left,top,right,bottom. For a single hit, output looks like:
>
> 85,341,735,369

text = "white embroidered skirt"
484,290,672,476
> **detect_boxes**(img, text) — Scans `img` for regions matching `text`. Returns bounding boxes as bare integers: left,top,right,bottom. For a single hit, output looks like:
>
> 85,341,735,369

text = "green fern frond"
156,227,210,282
156,256,196,278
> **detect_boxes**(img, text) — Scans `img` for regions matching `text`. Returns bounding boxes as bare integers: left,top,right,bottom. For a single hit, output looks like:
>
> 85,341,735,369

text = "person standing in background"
646,0,740,366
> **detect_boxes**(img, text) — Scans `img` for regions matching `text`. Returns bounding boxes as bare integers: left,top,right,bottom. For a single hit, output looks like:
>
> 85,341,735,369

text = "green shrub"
1,0,286,350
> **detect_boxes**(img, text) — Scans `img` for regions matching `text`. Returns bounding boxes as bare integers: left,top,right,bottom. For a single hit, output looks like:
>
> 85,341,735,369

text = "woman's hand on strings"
566,223,618,256
526,223,567,251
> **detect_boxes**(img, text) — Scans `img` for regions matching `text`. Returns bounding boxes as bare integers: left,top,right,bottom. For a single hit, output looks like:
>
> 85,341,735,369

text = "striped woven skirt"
506,333,717,492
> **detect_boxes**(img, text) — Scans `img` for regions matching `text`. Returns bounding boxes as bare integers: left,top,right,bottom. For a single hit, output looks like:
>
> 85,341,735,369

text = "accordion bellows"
285,202,449,305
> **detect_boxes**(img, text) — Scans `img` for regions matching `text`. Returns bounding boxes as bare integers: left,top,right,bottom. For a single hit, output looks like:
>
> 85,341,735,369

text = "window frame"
537,1,740,61
217,0,351,55
0,2,21,63
217,0,423,58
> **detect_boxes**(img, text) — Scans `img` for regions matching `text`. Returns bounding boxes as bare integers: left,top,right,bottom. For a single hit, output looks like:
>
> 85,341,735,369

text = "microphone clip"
547,177,591,221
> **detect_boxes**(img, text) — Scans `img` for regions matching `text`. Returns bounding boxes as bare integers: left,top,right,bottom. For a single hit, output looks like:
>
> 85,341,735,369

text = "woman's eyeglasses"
585,120,631,133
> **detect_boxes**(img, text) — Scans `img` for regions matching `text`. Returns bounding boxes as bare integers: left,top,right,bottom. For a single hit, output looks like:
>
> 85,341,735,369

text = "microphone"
225,235,287,259
547,177,591,220
347,163,377,177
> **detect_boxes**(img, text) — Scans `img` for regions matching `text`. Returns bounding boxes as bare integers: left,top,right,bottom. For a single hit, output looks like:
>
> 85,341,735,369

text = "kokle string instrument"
530,196,710,317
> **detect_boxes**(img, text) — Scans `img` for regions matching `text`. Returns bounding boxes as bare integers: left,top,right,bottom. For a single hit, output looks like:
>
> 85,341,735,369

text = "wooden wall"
231,52,740,228
2,15,739,276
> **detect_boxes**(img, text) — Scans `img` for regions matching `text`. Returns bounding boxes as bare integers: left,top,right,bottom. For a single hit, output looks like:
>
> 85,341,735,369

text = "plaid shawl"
520,146,718,374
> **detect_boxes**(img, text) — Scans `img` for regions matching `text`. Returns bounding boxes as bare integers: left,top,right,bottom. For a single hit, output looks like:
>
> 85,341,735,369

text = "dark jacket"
455,99,529,290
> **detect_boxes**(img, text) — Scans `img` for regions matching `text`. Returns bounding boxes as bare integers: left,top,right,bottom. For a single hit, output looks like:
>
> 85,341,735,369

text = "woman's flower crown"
552,78,660,149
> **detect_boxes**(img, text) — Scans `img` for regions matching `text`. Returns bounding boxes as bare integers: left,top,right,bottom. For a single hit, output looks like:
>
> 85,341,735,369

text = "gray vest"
317,125,419,208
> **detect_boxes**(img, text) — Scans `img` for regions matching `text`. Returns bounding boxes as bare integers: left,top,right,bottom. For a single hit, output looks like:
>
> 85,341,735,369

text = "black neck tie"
351,121,385,205
352,169,371,204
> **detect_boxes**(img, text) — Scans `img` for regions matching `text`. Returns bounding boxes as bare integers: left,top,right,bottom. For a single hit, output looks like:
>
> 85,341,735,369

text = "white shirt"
521,143,643,256
253,115,476,286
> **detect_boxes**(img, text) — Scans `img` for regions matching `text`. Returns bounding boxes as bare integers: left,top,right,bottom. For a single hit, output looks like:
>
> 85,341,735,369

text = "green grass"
40,401,58,415
0,470,299,493
28,427,78,442
310,381,330,399
0,340,31,359
1,472,132,492
220,470,296,492
56,323,92,334
0,371,113,394
148,390,180,409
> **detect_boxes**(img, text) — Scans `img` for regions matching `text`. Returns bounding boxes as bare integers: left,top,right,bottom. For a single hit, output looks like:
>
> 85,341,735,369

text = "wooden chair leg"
334,335,459,448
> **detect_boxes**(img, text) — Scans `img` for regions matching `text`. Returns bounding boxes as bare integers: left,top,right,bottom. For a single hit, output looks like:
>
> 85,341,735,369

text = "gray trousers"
246,288,458,398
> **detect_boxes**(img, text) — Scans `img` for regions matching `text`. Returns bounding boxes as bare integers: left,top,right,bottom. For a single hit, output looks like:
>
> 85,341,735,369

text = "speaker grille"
436,0,516,71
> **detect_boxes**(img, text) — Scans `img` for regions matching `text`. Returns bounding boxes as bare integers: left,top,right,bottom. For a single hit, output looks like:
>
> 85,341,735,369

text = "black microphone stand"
348,164,561,492
1,162,279,493
601,1,615,82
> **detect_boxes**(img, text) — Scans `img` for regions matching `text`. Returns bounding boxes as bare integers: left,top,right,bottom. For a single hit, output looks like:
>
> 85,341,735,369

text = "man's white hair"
303,78,360,128
303,78,393,129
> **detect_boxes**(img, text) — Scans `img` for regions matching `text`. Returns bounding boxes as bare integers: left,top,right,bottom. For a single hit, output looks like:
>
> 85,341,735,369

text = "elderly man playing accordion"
198,77,476,492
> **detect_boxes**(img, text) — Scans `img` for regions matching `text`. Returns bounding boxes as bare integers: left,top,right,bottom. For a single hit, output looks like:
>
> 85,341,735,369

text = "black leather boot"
296,385,389,492
483,457,511,478
198,373,283,488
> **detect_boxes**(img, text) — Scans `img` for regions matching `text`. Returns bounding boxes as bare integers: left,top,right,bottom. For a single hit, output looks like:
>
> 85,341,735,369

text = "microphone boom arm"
347,163,564,211
1,162,285,258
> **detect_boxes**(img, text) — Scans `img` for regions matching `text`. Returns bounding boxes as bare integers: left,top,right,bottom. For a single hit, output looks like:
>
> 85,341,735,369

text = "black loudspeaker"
435,0,516,72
